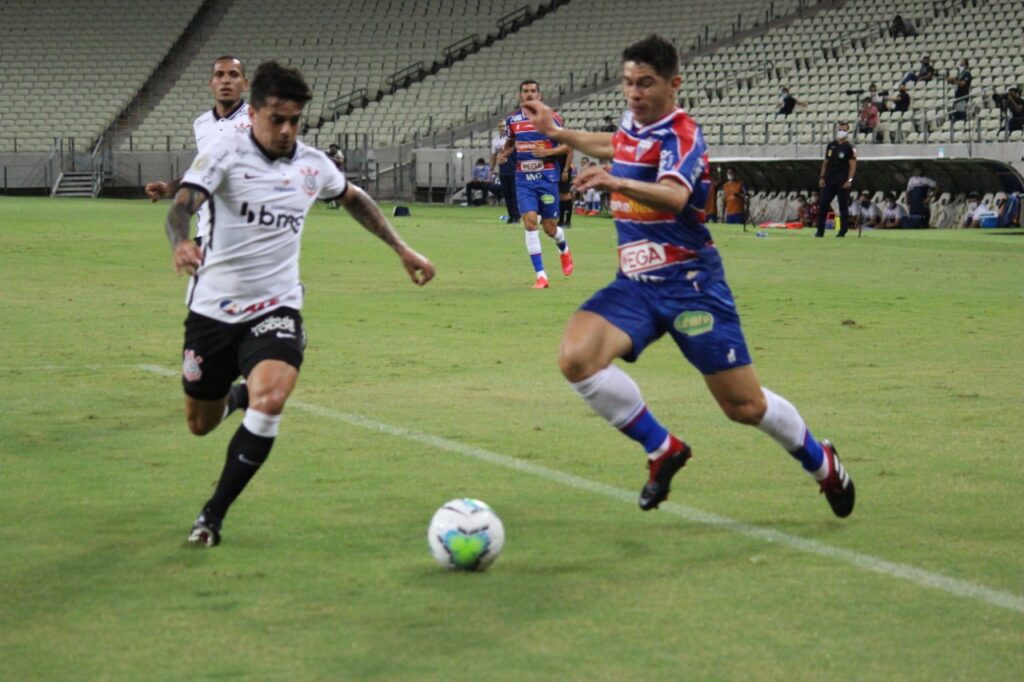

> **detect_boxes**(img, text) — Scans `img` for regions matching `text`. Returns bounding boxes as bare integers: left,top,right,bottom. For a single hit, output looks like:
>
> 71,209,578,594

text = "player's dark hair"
622,35,678,80
250,61,312,108
519,79,540,93
211,55,245,76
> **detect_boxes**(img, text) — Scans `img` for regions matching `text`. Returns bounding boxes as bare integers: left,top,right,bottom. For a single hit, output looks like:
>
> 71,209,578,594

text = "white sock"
243,409,282,438
550,226,566,246
569,365,645,428
525,230,542,256
756,388,806,451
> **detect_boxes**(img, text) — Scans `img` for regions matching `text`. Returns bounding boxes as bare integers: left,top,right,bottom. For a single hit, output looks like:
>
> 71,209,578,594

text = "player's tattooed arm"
144,176,182,202
341,184,436,285
165,186,207,276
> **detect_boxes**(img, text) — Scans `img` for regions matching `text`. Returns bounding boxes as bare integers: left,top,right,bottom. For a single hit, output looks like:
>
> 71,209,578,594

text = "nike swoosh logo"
238,453,261,466
275,332,296,339
244,173,257,179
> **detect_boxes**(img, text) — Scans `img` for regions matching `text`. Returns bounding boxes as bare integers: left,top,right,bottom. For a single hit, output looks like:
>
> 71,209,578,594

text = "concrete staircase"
52,172,99,198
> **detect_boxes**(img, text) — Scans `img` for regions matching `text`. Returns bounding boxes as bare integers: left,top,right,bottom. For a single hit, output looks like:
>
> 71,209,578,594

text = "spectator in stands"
904,169,937,227
881,193,906,228
947,58,972,122
465,158,492,205
491,120,520,223
600,115,618,133
889,84,911,113
722,168,747,224
857,97,880,140
999,86,1024,133
850,191,882,229
900,55,934,85
776,87,807,116
867,84,885,110
816,121,857,238
889,15,918,38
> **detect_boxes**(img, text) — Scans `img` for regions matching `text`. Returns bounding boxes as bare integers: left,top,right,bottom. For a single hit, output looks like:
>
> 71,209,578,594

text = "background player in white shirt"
163,61,435,547
145,56,251,246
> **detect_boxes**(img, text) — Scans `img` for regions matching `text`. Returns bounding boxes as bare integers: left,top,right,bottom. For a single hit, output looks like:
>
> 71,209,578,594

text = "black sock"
225,382,249,418
205,424,273,519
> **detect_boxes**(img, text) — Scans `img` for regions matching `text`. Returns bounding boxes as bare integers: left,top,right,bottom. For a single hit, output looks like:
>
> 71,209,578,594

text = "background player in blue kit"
523,35,854,517
501,80,574,289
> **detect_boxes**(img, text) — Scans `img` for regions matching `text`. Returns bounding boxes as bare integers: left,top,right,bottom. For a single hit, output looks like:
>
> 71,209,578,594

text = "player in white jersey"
162,61,435,547
146,55,251,247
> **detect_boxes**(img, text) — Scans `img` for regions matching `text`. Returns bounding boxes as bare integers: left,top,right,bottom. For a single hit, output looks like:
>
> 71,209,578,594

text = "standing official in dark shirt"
816,122,858,238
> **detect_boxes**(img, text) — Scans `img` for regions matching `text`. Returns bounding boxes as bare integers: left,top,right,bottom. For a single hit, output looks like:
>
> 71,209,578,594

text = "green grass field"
1,197,1022,681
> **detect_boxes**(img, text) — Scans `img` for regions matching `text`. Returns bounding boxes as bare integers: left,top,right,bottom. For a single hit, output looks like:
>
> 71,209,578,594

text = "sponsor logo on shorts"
251,315,297,337
541,193,555,205
524,172,543,181
519,159,544,173
675,311,715,336
182,349,203,381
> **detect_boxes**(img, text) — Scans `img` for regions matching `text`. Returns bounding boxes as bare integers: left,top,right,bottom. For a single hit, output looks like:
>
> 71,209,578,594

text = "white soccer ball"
427,498,505,571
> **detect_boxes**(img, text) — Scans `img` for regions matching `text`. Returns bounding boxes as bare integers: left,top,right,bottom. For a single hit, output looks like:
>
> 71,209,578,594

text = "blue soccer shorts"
515,176,560,221
579,275,753,374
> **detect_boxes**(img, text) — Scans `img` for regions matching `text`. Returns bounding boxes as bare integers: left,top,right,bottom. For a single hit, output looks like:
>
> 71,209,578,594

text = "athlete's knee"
249,387,289,415
186,414,219,436
558,342,605,383
721,395,767,425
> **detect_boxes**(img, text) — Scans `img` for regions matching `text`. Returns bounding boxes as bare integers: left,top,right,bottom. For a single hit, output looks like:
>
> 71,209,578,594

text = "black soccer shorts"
180,307,306,401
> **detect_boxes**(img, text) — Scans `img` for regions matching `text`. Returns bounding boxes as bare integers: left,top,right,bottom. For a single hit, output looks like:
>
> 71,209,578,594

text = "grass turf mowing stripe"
137,364,1024,616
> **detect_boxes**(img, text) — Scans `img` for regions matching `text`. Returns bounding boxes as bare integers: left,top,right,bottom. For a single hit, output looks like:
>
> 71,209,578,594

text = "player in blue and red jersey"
523,35,855,518
501,80,574,289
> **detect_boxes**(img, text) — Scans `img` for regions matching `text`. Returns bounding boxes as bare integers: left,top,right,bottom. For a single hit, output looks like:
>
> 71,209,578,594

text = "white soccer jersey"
179,133,348,323
192,101,252,242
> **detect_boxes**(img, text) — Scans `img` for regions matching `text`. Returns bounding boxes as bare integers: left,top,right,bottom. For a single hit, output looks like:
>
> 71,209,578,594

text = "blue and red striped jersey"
506,108,563,178
610,108,721,283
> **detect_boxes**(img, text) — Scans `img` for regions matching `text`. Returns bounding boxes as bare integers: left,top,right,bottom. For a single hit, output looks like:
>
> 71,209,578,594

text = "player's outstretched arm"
521,101,613,159
145,177,182,202
340,184,435,286
165,186,207,276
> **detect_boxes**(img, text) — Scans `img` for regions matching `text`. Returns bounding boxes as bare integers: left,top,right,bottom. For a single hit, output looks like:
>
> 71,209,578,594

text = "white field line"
135,363,1024,615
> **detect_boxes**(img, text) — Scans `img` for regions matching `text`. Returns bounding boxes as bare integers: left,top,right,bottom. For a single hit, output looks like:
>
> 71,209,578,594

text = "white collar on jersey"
624,107,683,136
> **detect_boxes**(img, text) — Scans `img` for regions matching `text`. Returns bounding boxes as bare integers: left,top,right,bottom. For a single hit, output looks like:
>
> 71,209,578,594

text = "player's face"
209,59,247,107
519,83,541,104
621,61,681,125
250,97,303,156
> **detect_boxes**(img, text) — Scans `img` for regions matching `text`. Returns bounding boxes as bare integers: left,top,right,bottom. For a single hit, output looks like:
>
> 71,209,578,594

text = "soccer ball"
427,498,505,571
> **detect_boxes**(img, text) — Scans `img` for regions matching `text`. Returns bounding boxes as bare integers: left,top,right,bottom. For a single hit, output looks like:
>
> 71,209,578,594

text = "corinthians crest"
300,166,319,196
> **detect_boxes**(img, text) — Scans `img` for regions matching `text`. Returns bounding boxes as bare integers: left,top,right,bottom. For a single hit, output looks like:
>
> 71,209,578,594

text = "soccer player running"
146,55,252,247
522,35,854,517
501,80,574,289
162,62,435,546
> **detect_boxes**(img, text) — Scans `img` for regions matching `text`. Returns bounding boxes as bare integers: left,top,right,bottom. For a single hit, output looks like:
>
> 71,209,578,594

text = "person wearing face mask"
722,168,747,224
815,122,857,237
947,58,972,122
